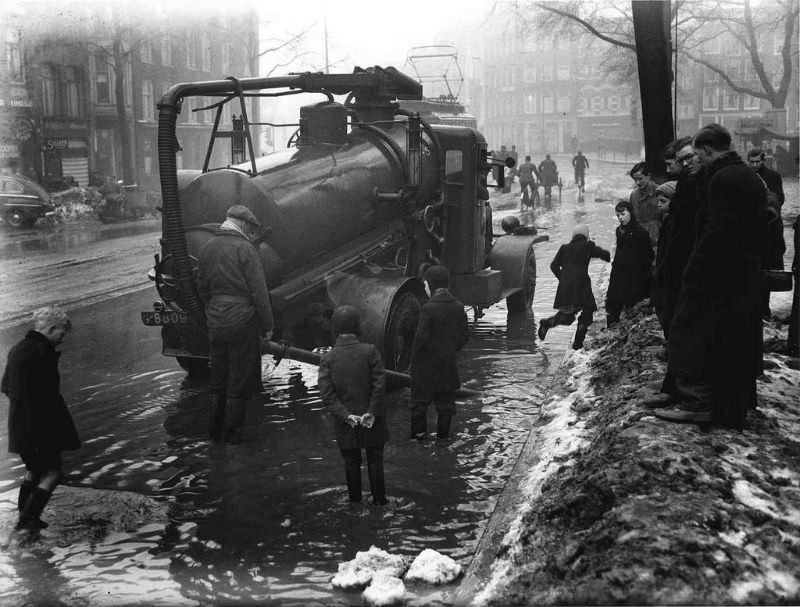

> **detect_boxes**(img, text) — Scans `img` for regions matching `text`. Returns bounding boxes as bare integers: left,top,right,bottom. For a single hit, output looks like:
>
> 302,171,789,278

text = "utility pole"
323,1,329,74
631,0,674,179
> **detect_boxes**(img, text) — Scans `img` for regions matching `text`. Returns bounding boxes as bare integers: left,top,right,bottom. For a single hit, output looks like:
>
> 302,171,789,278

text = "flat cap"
226,205,261,227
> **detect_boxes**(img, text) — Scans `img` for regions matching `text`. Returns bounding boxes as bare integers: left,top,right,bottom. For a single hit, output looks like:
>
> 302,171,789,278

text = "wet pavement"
2,165,793,605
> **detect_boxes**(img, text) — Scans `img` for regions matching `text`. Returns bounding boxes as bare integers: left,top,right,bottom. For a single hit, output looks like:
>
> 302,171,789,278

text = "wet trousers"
410,393,456,439
340,446,386,504
541,309,593,349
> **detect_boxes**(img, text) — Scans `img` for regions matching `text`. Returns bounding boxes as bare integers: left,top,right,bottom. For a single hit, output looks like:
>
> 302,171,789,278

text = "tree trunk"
632,0,674,180
112,37,136,185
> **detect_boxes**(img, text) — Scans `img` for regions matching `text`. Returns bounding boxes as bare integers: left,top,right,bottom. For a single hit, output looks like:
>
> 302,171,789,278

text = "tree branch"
532,2,636,50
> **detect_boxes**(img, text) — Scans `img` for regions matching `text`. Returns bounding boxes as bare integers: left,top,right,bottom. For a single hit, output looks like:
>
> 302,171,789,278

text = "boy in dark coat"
2,305,81,530
409,265,470,440
605,199,655,327
538,225,610,349
318,305,388,505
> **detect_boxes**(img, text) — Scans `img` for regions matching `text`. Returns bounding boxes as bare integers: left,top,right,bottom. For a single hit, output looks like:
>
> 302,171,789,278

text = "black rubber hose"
157,100,205,323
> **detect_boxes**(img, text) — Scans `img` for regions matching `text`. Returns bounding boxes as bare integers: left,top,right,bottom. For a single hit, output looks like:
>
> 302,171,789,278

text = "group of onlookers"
538,122,797,430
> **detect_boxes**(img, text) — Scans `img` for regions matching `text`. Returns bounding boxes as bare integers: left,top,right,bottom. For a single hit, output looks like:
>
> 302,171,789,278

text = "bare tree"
522,0,798,109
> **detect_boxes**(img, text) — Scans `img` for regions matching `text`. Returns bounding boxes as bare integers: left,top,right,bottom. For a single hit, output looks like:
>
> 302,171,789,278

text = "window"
161,37,172,66
591,96,603,111
743,94,760,110
703,66,719,83
723,89,739,110
141,79,154,120
140,39,152,64
726,60,741,81
63,67,80,117
542,95,553,113
608,95,620,110
5,29,23,81
186,33,200,69
557,95,570,112
678,102,694,119
221,43,231,73
557,64,570,80
541,65,553,81
42,64,57,115
94,52,112,104
201,33,211,71
524,93,536,114
577,96,587,112
523,65,536,83
725,39,741,56
702,86,718,110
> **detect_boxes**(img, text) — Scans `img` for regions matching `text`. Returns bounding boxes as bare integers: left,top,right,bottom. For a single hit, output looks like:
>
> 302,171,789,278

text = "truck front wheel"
384,292,420,373
506,244,536,317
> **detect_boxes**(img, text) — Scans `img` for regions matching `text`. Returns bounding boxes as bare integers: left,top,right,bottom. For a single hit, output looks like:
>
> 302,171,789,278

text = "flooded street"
2,162,793,605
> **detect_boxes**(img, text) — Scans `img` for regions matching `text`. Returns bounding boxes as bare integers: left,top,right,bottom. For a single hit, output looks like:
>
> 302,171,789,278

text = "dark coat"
654,175,700,290
550,234,611,312
756,165,786,269
197,228,274,332
538,159,558,187
668,152,765,428
606,220,654,307
318,335,387,449
630,182,660,245
410,289,469,398
2,330,80,455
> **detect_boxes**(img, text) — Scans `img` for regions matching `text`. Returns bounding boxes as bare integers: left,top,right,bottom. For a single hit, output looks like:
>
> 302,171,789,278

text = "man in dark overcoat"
538,224,610,349
2,305,81,530
409,265,470,440
197,205,274,443
654,124,765,429
538,154,559,202
748,148,786,319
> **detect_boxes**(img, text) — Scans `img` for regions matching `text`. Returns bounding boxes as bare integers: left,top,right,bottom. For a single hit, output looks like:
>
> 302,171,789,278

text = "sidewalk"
457,302,800,605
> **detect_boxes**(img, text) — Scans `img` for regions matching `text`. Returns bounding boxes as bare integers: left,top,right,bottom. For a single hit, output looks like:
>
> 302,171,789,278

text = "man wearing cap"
409,265,470,440
197,205,274,443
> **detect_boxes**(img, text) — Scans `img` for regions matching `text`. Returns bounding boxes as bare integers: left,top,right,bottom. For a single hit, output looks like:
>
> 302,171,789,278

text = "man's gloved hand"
346,414,361,428
360,413,375,428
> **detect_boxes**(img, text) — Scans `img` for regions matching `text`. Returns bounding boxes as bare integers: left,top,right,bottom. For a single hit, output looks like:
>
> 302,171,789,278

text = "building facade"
5,2,259,192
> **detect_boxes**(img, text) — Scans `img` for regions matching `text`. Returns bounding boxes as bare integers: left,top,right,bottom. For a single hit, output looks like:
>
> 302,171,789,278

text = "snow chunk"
331,546,407,590
404,548,462,584
362,573,406,606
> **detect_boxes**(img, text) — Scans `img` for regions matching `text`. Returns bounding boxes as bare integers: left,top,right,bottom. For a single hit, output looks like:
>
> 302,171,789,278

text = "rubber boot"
223,398,246,444
572,323,589,350
208,394,226,441
17,487,52,531
537,318,552,341
17,479,35,512
436,412,453,439
345,466,362,502
410,410,427,440
367,460,387,505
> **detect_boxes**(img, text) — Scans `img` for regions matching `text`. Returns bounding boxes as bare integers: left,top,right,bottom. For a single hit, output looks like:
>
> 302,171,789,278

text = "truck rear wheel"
506,244,536,316
384,292,420,373
177,356,210,377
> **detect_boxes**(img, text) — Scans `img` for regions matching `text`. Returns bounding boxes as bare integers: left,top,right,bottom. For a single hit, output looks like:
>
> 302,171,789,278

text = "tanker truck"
141,66,544,376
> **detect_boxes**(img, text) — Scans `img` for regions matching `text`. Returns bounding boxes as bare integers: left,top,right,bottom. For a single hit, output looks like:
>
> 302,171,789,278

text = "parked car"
0,174,56,228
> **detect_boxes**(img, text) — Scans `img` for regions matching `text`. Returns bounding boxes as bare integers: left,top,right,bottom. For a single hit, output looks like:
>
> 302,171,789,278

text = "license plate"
141,310,188,326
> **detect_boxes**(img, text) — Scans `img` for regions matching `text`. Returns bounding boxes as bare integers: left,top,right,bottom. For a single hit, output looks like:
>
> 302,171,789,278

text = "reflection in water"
0,191,618,604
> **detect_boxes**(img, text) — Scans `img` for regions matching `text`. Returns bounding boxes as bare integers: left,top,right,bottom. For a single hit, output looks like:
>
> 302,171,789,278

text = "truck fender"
487,233,542,293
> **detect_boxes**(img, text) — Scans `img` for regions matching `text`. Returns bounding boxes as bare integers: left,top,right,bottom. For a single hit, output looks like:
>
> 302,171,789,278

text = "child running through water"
538,224,611,349
318,305,389,505
605,199,655,327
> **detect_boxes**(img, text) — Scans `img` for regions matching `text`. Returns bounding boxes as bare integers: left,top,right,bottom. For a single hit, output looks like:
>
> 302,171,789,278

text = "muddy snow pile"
474,303,800,605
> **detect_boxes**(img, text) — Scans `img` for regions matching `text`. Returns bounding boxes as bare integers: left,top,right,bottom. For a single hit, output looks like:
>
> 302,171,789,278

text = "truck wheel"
177,356,210,377
506,244,536,316
384,292,420,373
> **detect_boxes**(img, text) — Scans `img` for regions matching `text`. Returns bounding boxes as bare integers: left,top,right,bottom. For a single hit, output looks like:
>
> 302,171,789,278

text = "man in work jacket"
197,205,274,443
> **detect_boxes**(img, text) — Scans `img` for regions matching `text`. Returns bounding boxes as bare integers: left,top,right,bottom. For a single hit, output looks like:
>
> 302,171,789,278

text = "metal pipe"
261,340,482,398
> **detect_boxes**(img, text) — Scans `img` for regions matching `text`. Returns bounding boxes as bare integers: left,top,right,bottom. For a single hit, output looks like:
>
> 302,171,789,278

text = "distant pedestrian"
2,305,81,531
748,148,786,319
653,123,764,428
538,154,559,203
517,155,540,211
197,205,274,443
318,306,388,505
628,162,660,246
572,151,589,191
538,224,610,349
409,266,470,440
605,199,654,327
651,180,678,336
